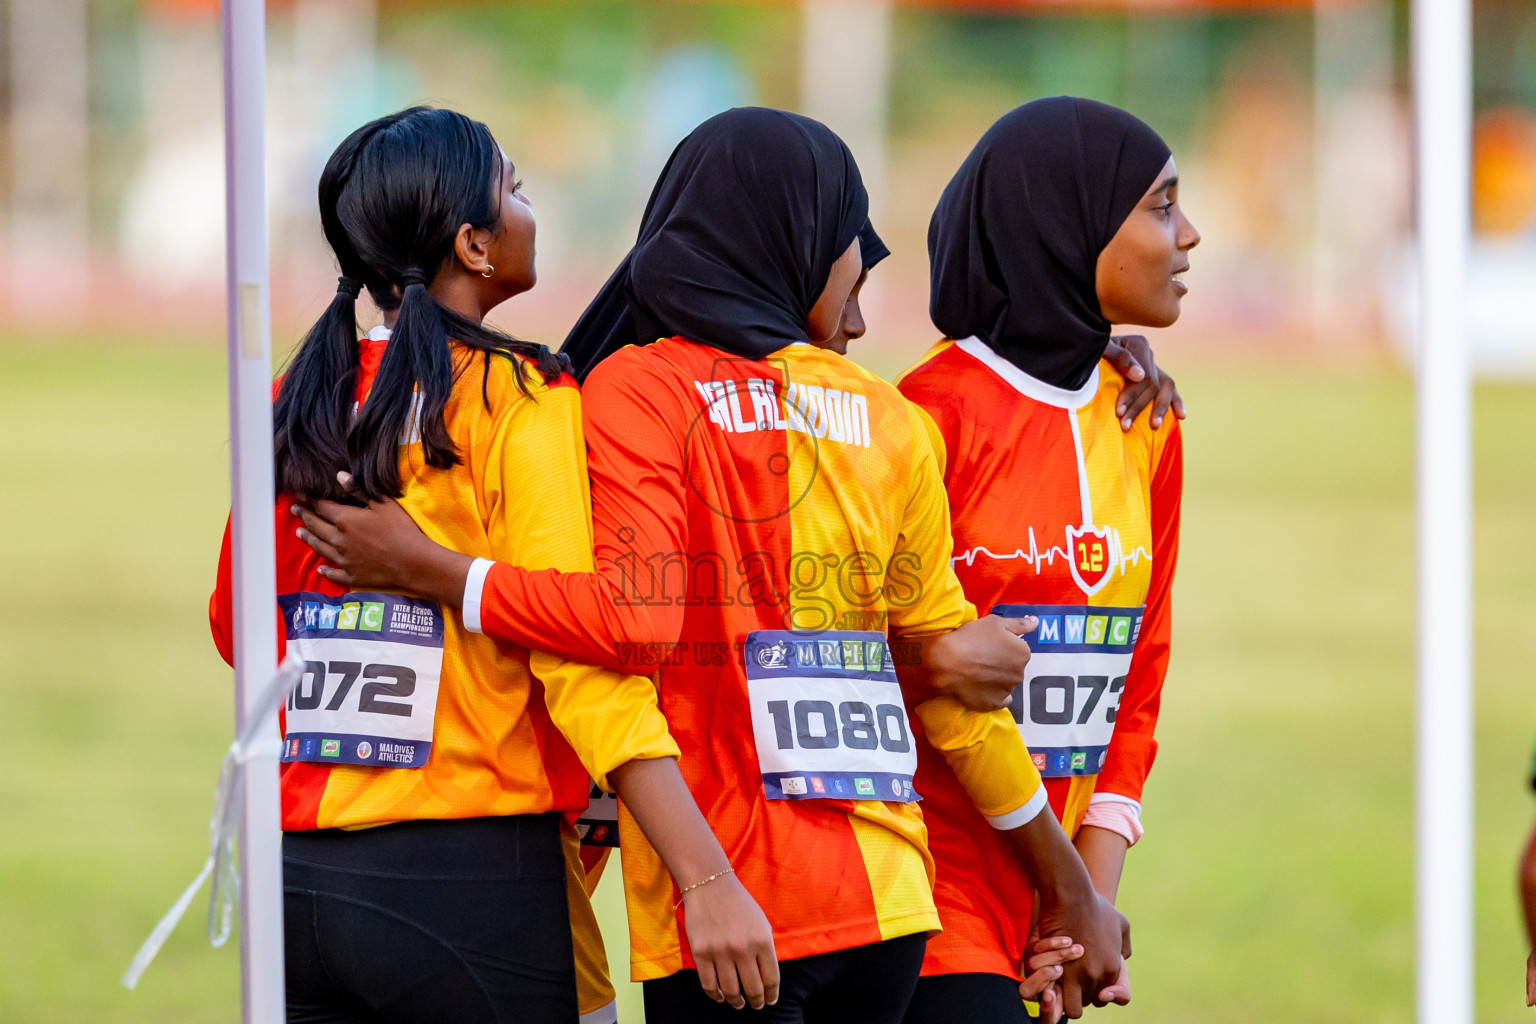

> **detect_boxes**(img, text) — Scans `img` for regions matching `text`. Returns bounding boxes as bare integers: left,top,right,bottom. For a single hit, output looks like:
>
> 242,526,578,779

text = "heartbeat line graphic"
951,527,1070,571
952,526,1152,578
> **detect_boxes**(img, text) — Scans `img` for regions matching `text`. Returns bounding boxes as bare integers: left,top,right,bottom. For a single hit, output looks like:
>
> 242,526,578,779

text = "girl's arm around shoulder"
292,348,690,668
477,373,680,791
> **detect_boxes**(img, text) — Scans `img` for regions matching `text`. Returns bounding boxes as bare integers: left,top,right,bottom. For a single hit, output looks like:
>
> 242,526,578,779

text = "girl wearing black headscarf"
897,97,1200,1023
296,106,1125,1022
558,107,870,378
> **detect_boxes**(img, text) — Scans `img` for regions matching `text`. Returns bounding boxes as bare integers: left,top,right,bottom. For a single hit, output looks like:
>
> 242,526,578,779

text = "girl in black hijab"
548,104,1123,1024
898,97,1201,1023
927,96,1182,391
561,106,869,378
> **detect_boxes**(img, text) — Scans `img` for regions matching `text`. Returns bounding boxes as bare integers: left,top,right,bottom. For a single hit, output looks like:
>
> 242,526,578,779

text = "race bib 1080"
277,591,445,769
745,630,918,803
992,603,1145,778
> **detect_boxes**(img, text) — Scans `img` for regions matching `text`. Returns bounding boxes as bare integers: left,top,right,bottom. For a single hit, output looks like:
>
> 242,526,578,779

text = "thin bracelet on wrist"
674,868,734,908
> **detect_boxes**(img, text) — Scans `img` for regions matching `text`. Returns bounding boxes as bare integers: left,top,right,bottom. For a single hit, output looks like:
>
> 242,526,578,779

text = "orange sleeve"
477,348,688,670
210,515,235,668
209,512,296,672
211,377,286,671
1094,419,1182,804
480,380,680,792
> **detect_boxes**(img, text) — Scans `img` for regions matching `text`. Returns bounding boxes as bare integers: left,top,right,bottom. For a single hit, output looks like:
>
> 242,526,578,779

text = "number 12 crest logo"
1067,524,1114,596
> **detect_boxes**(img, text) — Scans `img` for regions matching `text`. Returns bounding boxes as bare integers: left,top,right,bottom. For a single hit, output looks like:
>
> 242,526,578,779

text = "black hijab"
562,107,869,380
928,97,1172,390
859,220,889,271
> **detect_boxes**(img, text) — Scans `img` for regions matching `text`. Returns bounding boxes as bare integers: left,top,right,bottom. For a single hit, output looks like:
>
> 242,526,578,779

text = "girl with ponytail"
210,106,771,1024
272,106,558,504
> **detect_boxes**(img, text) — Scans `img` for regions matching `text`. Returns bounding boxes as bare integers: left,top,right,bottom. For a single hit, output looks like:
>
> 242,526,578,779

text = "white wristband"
462,557,494,634
985,786,1049,831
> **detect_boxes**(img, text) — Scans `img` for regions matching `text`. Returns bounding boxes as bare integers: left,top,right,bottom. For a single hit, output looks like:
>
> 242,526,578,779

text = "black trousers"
282,814,578,1024
643,932,927,1024
902,972,1037,1024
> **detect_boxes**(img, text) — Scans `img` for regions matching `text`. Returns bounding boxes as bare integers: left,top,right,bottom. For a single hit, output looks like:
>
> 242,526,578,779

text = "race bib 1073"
745,630,918,803
277,591,445,770
991,604,1145,779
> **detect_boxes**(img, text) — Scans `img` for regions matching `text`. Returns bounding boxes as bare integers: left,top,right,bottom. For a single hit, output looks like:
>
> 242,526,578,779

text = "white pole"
222,0,286,1021
1412,0,1473,1019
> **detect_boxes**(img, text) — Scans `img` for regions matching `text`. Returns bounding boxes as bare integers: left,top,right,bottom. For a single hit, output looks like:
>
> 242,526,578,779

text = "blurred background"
1,0,1535,1021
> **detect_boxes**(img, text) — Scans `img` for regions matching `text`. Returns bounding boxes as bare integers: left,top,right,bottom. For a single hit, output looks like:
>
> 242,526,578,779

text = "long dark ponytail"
274,106,568,503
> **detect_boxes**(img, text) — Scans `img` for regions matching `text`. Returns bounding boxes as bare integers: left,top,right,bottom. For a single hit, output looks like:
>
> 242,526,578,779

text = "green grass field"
1,340,1533,1022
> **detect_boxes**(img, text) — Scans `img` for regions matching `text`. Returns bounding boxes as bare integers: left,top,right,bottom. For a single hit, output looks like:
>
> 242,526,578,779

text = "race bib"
277,591,445,769
992,604,1144,778
576,782,619,848
745,630,918,803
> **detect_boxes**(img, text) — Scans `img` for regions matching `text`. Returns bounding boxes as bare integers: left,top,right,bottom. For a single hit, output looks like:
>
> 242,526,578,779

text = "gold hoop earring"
481,263,494,278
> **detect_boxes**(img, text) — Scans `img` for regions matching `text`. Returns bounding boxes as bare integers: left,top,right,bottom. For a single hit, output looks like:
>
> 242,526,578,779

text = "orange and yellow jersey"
467,337,1045,979
208,330,679,1020
896,336,1182,980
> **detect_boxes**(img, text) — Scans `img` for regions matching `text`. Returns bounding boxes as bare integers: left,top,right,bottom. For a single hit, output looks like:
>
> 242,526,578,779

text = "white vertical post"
1412,0,1473,1020
222,1,286,1021
8,0,89,315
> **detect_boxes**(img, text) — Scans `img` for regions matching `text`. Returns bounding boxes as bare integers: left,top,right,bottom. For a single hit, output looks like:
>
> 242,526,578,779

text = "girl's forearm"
608,756,732,885
1074,824,1130,904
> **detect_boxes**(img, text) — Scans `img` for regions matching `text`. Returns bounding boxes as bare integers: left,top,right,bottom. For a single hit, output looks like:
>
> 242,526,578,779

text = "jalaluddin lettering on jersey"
692,377,872,447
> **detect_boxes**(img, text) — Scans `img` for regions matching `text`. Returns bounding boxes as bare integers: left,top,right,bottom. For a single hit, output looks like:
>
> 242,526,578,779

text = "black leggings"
282,814,578,1024
902,972,1036,1024
643,932,927,1024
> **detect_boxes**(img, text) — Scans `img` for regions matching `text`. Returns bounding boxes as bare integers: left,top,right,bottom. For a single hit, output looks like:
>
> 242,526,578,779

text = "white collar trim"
365,325,392,341
954,336,1099,410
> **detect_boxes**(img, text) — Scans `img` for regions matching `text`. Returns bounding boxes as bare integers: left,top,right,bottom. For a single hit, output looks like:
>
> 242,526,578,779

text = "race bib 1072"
277,591,446,770
991,604,1145,779
745,630,918,803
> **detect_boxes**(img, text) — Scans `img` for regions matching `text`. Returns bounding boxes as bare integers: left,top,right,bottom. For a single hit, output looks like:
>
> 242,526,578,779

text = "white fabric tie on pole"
121,658,303,990
1411,0,1473,1021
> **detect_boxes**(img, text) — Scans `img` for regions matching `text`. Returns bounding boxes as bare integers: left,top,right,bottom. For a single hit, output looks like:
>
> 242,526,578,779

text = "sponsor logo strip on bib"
745,630,918,803
992,603,1145,779
277,591,446,770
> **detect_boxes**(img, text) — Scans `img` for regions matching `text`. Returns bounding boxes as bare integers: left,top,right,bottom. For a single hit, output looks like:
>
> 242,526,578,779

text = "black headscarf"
859,220,889,271
928,97,1172,390
562,107,869,380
